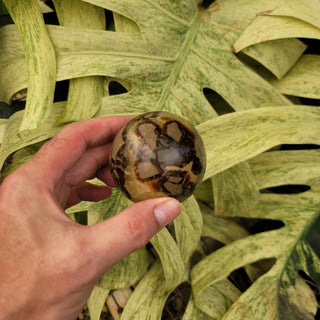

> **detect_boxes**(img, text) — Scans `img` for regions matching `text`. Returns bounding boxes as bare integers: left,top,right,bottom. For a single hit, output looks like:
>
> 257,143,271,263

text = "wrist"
0,291,62,320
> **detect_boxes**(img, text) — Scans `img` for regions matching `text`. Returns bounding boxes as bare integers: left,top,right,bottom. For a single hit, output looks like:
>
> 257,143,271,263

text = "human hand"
0,117,181,320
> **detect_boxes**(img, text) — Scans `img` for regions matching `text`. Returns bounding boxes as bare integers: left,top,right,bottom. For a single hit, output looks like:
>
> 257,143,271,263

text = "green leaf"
0,0,8,15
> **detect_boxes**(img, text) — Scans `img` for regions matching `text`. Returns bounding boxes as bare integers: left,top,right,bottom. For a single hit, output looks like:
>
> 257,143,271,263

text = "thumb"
86,197,181,271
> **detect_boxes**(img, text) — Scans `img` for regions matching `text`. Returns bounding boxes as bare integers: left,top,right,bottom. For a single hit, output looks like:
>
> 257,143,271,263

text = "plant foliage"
0,1,7,15
0,0,320,319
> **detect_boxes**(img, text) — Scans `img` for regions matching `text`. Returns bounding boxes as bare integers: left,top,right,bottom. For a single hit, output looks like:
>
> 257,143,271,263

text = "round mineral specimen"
110,111,206,202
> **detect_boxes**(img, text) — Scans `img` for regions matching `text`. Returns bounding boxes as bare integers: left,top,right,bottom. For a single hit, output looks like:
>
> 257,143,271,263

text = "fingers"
84,197,181,273
66,183,112,208
65,143,112,187
97,166,117,188
30,116,132,186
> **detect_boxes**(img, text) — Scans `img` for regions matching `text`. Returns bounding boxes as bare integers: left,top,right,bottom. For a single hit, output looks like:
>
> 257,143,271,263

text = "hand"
0,117,181,320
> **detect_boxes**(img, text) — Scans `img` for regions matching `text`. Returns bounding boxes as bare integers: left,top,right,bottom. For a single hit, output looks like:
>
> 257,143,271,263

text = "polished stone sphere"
110,111,206,202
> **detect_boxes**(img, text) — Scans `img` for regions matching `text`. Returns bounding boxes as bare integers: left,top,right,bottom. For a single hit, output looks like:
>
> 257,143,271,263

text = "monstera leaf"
0,0,320,319
0,1,8,15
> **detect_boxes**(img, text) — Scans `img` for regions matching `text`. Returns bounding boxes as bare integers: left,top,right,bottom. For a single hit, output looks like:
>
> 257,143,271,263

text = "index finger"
31,116,132,185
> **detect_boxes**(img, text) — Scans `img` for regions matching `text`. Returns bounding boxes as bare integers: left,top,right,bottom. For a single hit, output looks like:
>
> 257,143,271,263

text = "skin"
0,116,181,320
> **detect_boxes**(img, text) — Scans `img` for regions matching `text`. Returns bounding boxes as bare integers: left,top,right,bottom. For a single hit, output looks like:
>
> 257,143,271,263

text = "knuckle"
126,214,152,249
0,166,28,197
39,135,67,154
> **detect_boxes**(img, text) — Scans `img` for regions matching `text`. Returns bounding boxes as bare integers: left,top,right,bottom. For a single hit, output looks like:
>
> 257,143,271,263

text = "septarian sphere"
110,111,206,202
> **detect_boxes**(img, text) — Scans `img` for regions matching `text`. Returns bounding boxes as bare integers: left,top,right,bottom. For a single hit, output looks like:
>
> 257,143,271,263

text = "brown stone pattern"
110,112,206,202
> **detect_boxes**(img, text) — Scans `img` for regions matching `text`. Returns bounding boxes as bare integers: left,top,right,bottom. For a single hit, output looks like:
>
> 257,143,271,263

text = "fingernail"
153,198,181,228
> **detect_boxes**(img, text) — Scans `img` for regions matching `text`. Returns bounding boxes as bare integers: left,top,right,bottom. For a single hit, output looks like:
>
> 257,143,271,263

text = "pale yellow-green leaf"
150,228,185,288
249,149,320,190
182,294,213,320
212,161,259,216
113,12,139,33
207,0,285,30
285,277,318,317
194,279,242,319
87,208,103,226
201,203,264,283
192,195,320,319
58,75,104,124
270,54,320,99
241,39,306,79
198,106,320,180
201,205,250,244
53,0,105,29
207,0,307,79
98,247,149,290
53,0,106,123
0,102,65,169
96,190,150,289
266,0,320,29
87,286,110,320
0,119,7,144
174,196,203,262
1,1,320,319
38,1,54,13
193,179,213,205
70,190,151,290
66,197,110,216
84,0,198,28
1,142,43,178
233,15,320,53
211,0,320,34
0,2,291,126
0,25,28,102
121,260,187,320
223,241,320,319
3,0,56,133
258,191,320,211
223,279,280,319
